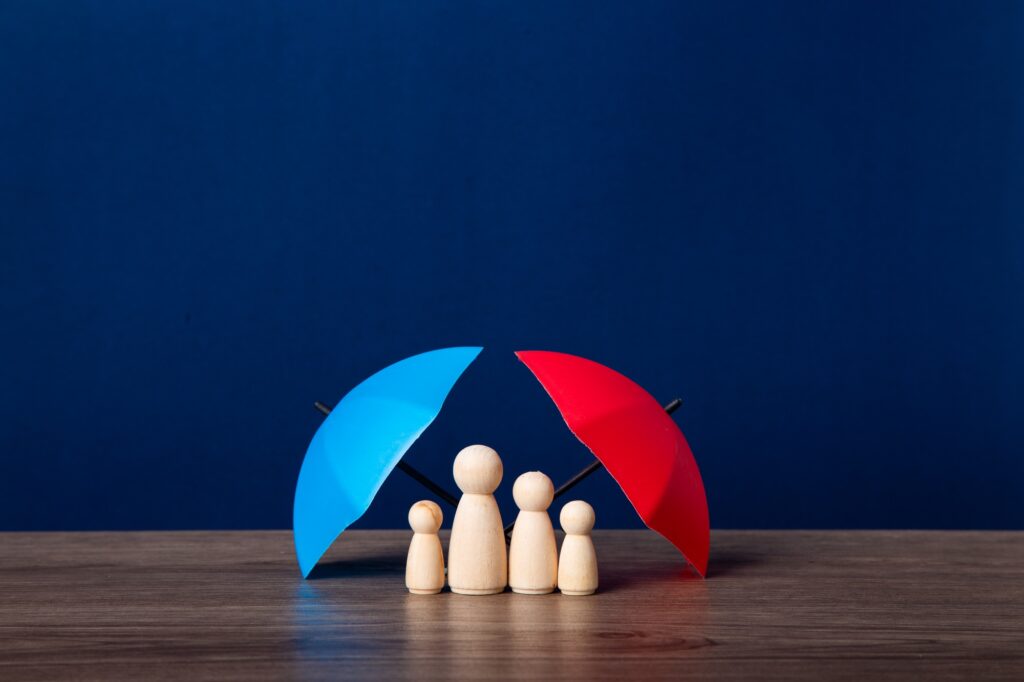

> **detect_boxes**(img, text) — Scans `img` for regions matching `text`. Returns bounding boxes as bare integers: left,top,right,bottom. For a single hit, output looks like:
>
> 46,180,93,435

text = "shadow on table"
598,549,762,590
303,545,762,584
705,548,763,578
306,553,405,580
600,562,699,591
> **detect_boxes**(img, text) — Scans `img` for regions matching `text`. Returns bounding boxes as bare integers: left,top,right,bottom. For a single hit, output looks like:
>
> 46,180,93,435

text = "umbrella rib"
502,397,683,538
313,401,460,509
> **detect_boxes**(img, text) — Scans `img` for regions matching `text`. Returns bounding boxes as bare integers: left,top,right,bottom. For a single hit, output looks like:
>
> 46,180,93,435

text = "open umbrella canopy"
516,350,710,577
293,346,481,577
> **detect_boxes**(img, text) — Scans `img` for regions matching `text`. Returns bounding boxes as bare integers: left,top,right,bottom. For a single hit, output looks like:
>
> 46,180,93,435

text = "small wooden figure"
406,500,445,594
509,471,558,594
557,500,598,596
447,445,508,595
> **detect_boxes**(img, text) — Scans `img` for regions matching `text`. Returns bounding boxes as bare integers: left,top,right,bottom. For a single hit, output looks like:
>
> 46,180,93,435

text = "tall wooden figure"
558,500,598,596
509,471,558,594
447,445,507,595
406,500,445,595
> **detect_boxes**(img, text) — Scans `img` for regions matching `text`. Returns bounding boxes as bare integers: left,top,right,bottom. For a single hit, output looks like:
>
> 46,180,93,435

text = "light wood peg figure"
447,444,508,595
406,500,445,594
558,500,598,596
509,471,558,594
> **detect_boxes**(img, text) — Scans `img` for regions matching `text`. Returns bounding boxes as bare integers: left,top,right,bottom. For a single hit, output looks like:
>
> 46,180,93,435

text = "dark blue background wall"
2,1,1022,531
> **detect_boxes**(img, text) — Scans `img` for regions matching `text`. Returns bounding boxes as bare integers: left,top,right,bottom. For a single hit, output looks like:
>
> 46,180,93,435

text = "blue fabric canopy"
293,347,481,577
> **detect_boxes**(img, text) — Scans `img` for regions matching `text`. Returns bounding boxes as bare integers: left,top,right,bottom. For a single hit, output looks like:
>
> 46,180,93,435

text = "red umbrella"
516,350,710,577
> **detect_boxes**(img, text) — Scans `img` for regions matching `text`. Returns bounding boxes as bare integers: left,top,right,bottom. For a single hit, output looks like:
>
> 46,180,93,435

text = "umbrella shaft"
501,460,605,537
396,461,459,508
553,460,604,500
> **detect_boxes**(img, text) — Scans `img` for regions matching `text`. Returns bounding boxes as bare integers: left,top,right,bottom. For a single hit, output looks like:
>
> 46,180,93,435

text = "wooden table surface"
2,530,1022,681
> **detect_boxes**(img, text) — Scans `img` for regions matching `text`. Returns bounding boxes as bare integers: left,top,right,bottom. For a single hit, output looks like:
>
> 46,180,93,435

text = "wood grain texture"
1,530,1022,681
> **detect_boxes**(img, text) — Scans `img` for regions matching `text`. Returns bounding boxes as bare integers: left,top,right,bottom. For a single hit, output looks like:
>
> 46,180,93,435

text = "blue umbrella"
293,346,481,577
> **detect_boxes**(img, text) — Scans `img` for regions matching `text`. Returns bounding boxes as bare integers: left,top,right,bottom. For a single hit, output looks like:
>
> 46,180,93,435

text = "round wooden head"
453,444,503,494
512,471,554,511
408,500,443,534
560,500,595,535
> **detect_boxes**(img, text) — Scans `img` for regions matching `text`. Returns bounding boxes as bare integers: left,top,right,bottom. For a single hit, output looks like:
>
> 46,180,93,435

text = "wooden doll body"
406,500,444,594
447,445,507,595
557,500,598,596
509,471,557,595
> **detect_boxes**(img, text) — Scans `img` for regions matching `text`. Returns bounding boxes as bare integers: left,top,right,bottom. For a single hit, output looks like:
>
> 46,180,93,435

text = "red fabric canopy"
517,350,710,577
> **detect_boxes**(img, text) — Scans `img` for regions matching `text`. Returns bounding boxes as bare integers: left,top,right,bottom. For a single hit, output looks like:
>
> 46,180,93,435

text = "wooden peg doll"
557,500,598,596
509,471,558,594
406,500,445,594
447,445,507,595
